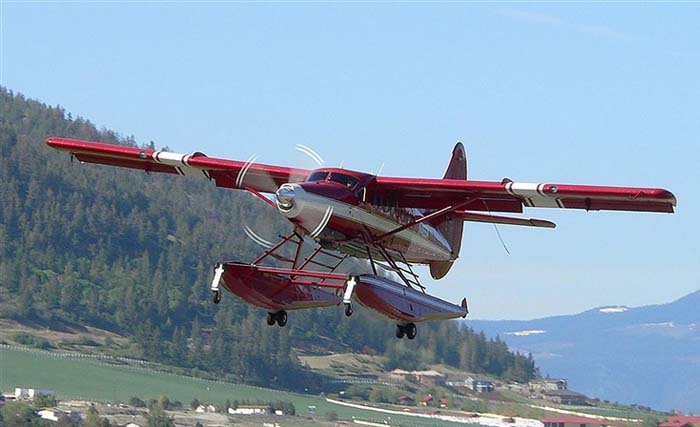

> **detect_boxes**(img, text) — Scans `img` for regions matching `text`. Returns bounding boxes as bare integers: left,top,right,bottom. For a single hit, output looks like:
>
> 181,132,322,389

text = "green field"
0,346,472,427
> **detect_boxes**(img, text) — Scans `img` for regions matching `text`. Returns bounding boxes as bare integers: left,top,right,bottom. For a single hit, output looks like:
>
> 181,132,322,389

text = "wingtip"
45,136,60,147
667,191,678,208
655,188,677,211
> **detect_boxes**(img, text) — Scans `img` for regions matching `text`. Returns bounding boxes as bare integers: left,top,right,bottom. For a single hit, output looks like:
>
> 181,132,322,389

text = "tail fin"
430,142,467,279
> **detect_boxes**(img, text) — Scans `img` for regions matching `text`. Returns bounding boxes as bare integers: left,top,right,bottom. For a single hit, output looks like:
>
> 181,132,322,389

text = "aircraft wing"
366,176,677,213
45,137,309,193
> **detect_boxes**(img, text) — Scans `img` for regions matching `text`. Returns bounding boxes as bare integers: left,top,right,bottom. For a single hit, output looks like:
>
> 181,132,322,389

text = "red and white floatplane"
46,137,676,339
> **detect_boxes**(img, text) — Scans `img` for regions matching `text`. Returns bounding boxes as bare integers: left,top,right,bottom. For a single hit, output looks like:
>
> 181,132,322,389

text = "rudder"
430,142,467,279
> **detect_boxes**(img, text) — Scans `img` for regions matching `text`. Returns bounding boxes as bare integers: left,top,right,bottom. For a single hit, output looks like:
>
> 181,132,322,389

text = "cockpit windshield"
305,171,360,190
306,171,329,182
329,173,359,189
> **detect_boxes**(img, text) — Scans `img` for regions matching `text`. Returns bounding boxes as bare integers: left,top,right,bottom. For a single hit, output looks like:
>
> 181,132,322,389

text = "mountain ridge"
467,289,700,413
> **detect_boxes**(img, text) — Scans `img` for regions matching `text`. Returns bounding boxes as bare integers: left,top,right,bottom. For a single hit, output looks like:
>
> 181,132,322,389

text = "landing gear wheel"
406,323,417,340
266,313,276,326
344,303,353,317
212,290,222,304
395,324,405,339
276,310,288,327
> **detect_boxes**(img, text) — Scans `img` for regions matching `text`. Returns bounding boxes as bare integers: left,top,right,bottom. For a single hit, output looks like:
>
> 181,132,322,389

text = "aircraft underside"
210,231,469,339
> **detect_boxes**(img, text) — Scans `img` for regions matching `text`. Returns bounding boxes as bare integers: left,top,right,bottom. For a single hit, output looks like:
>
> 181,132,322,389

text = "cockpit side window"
306,171,329,182
329,173,359,189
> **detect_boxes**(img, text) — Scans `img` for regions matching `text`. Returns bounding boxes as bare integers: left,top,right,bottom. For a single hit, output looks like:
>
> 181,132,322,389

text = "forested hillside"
0,87,537,389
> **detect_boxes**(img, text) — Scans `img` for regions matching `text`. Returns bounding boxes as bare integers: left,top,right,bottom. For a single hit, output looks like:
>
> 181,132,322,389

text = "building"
531,379,568,391
14,388,54,401
542,416,608,427
438,398,449,409
37,408,81,422
541,390,588,405
125,423,141,427
413,370,445,386
388,369,445,386
445,377,470,388
389,369,409,379
419,394,433,406
660,417,700,427
38,409,61,422
414,370,446,386
228,405,272,415
398,395,415,406
195,404,217,413
466,377,494,393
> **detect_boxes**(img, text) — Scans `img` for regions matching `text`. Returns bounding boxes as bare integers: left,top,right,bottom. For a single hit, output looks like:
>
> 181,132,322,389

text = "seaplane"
46,137,676,339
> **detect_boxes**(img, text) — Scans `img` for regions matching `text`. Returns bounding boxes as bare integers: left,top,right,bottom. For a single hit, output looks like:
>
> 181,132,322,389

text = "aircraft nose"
275,184,296,211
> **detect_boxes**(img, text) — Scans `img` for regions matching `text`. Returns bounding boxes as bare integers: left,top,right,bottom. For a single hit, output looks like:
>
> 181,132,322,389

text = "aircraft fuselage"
274,169,455,264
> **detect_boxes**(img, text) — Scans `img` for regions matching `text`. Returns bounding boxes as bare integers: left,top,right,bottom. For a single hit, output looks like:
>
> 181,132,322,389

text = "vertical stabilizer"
430,142,467,279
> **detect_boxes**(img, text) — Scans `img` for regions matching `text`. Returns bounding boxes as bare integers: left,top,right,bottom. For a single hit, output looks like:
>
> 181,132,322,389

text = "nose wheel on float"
266,310,288,327
396,323,417,340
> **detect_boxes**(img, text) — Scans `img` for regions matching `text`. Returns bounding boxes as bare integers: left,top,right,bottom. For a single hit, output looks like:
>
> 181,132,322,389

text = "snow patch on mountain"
599,306,628,313
640,322,675,328
505,329,546,337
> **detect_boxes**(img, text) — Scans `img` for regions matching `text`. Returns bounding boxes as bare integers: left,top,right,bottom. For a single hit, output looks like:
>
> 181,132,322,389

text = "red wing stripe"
371,175,675,213
504,182,515,196
537,183,546,197
45,137,310,194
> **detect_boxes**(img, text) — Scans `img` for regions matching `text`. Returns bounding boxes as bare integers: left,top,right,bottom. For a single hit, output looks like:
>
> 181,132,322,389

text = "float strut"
210,263,225,304
343,276,358,316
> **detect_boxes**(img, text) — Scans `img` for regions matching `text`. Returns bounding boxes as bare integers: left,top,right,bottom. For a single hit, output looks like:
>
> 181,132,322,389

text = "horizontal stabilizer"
454,211,556,228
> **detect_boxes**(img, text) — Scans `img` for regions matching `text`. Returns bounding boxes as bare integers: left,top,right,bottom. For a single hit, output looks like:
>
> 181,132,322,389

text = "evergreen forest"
0,87,537,391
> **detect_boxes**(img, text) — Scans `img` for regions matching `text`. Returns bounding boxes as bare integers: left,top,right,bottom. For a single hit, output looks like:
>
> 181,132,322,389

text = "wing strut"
372,198,479,243
455,211,556,228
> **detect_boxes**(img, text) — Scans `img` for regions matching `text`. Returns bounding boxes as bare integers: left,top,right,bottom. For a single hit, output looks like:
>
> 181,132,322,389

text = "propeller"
236,143,335,248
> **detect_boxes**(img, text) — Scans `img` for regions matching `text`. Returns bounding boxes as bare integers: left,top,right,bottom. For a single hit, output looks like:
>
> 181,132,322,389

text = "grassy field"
0,346,473,427
497,389,661,423
561,405,662,421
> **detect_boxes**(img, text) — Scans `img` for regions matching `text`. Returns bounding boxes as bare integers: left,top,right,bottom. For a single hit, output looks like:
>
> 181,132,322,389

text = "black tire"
212,291,221,304
395,324,405,339
277,310,288,327
266,313,276,326
406,323,417,340
344,303,353,317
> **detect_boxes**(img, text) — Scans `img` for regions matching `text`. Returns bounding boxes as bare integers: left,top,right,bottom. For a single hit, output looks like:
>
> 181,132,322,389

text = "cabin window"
329,173,359,189
306,171,329,182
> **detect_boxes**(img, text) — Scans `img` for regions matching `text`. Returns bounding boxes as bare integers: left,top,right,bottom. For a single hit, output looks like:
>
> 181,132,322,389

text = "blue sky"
2,1,698,320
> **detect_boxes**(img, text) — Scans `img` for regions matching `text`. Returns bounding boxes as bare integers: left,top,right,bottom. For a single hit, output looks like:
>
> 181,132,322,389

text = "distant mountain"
468,291,700,412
